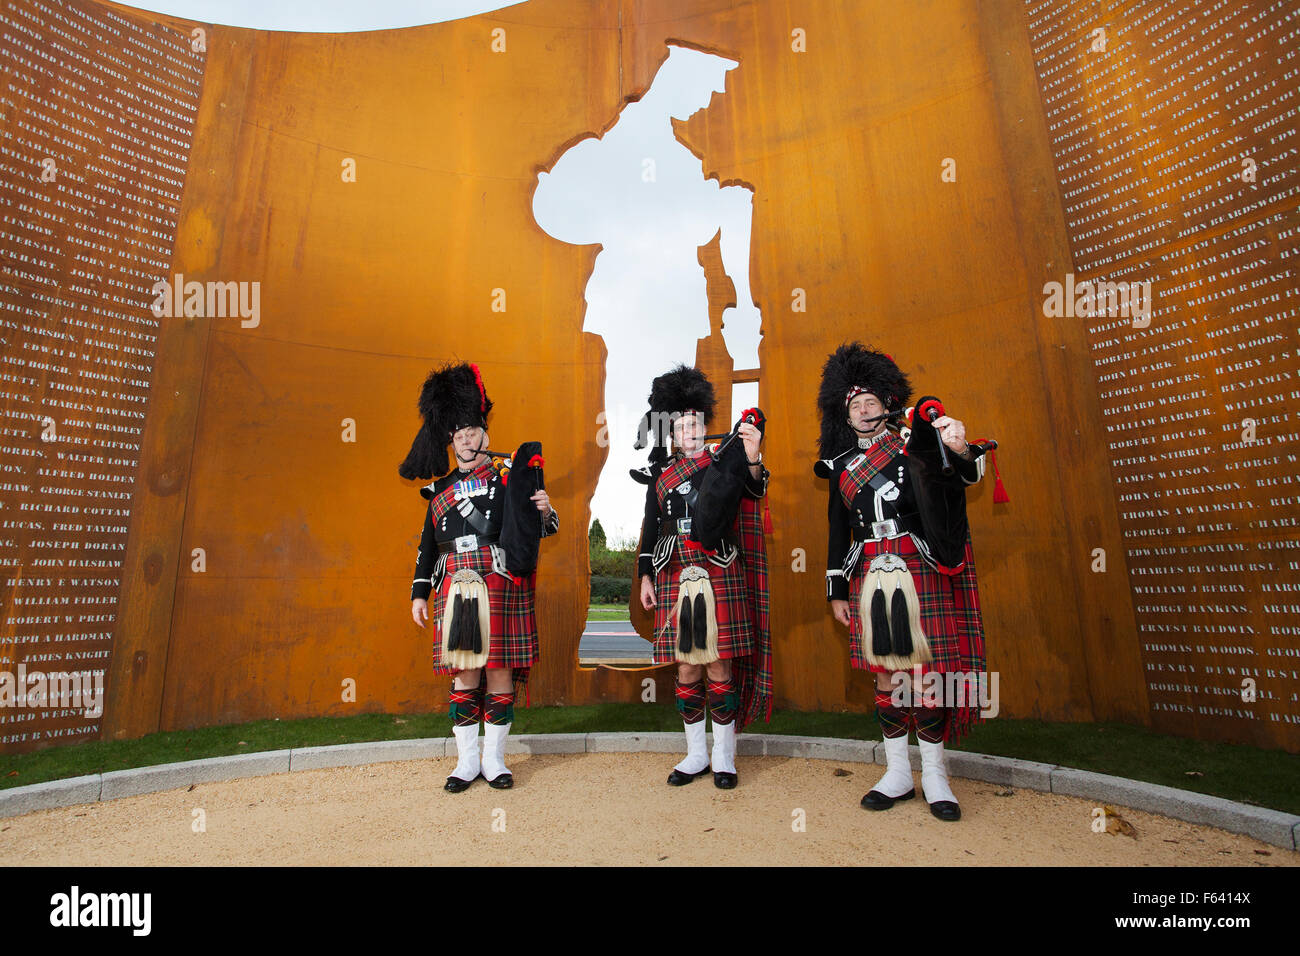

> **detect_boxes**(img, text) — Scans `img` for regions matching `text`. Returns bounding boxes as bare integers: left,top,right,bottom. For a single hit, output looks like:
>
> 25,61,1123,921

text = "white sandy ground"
0,753,1293,866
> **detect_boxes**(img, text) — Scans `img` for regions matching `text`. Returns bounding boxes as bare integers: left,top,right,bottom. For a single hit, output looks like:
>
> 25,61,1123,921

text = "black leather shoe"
486,773,514,790
861,788,916,810
445,774,477,793
667,766,710,786
928,800,961,821
713,771,738,790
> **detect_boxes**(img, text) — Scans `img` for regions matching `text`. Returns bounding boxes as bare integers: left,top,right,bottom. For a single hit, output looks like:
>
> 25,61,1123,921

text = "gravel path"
0,753,1291,866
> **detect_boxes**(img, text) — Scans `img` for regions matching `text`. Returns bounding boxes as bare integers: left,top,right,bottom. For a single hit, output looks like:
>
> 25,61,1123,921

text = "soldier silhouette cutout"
533,42,761,542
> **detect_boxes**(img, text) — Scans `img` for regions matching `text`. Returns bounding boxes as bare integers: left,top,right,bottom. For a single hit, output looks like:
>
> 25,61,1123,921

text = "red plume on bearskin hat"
633,364,717,461
398,361,493,480
816,343,912,459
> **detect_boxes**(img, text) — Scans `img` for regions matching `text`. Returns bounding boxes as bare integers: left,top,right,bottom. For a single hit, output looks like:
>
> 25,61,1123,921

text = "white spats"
674,719,710,775
871,733,915,799
450,723,481,782
710,720,737,775
919,738,958,806
481,722,512,782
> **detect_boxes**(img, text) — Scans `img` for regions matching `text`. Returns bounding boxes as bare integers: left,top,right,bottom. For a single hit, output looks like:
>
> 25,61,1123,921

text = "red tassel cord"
989,449,1009,503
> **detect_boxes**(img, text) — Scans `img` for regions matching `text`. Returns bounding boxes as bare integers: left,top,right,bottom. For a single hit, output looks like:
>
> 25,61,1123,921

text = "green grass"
586,603,630,621
3,706,1297,814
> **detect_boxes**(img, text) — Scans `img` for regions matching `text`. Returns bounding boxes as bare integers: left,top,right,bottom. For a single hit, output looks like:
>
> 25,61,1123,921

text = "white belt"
868,518,905,540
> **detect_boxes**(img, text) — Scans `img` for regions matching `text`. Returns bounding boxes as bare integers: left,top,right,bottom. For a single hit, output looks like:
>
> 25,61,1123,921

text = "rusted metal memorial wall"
0,0,203,748
95,0,1145,748
1,0,1290,753
1024,0,1300,750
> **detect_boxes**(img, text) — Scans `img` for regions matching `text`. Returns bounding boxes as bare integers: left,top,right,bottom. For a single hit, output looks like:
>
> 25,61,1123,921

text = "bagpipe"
813,407,998,478
896,397,995,573
459,441,549,577
630,407,767,552
688,407,767,553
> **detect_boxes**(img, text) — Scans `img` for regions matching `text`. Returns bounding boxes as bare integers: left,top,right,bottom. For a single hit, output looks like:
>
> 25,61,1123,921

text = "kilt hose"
848,532,986,744
651,536,754,666
431,545,539,701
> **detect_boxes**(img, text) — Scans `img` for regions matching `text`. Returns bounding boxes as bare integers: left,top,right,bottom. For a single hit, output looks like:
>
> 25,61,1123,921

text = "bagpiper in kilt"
819,343,988,822
401,361,558,793
635,365,771,790
643,452,765,665
415,458,558,680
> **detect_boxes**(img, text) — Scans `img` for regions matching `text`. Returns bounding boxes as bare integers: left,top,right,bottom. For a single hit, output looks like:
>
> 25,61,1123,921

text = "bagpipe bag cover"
689,410,765,552
905,396,969,572
500,441,544,576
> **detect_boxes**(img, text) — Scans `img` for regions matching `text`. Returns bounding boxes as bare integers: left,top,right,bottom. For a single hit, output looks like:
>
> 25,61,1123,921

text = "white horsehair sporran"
859,552,933,671
441,568,492,670
670,564,720,665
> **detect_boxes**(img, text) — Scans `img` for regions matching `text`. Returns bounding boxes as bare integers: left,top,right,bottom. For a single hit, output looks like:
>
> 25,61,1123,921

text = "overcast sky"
133,0,525,32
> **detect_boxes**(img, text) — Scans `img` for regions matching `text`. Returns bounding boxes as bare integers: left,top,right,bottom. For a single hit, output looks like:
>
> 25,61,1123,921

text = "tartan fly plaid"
657,453,705,497
734,492,771,729
429,459,498,525
838,432,905,509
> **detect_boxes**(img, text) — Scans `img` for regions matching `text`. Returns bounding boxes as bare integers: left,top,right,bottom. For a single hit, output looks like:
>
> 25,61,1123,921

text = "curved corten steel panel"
1021,0,1300,751
0,0,205,752
86,0,1160,746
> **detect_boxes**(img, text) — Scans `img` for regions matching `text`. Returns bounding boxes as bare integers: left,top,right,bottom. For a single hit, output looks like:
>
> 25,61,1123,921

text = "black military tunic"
411,458,559,671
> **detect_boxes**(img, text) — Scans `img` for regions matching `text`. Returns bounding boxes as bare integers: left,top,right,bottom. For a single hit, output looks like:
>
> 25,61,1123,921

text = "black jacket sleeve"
636,475,661,579
411,503,435,601
742,463,770,498
826,470,851,602
952,447,984,485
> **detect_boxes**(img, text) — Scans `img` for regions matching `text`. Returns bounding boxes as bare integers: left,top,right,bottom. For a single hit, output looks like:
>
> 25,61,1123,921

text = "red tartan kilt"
431,546,538,672
848,534,965,674
651,536,754,665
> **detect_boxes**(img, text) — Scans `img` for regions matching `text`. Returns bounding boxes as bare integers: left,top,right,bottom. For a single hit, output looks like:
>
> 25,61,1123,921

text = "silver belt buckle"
677,517,692,535
871,519,899,539
454,533,478,553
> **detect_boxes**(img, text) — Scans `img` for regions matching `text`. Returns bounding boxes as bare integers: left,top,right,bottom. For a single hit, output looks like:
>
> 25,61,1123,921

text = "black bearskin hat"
397,361,493,480
634,364,716,458
816,343,912,459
